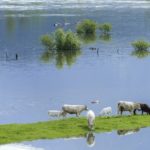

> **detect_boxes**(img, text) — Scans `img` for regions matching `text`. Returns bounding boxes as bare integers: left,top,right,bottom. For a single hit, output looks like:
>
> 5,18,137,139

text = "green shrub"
41,28,81,51
99,23,112,34
41,35,55,50
76,19,97,35
132,40,150,51
55,28,65,50
63,31,80,50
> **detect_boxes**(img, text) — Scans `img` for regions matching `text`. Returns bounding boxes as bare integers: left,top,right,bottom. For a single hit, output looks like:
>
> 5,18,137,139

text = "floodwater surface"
0,0,150,124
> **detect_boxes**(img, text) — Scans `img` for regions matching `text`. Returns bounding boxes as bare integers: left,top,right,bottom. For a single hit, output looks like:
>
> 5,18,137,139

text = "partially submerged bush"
41,28,81,51
41,35,55,50
76,19,97,35
63,31,81,50
55,28,65,50
132,40,150,51
99,23,112,34
41,28,81,68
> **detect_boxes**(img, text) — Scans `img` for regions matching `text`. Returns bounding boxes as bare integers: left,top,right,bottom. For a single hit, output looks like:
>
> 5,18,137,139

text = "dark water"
0,127,149,150
0,0,150,124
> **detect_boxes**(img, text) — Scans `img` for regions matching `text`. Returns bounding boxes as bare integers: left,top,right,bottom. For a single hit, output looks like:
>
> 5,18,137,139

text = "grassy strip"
0,115,150,144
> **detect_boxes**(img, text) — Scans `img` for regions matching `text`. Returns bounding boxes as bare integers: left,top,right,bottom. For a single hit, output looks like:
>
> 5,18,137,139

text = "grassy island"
0,115,150,144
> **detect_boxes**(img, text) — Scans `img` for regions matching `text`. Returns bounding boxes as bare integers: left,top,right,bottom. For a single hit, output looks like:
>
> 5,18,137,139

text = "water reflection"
131,50,150,58
78,34,97,44
86,132,95,147
0,143,43,150
99,34,112,42
117,128,140,136
41,49,81,69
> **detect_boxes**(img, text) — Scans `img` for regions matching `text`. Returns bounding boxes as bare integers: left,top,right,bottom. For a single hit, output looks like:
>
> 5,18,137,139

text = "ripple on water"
0,0,150,12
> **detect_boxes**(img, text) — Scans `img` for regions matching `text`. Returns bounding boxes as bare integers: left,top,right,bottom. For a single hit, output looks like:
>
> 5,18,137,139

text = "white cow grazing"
87,110,95,130
62,104,88,117
99,107,112,116
117,101,140,115
48,110,66,117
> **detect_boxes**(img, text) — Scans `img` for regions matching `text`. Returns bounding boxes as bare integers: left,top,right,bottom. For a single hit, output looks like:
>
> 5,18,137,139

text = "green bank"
0,115,150,144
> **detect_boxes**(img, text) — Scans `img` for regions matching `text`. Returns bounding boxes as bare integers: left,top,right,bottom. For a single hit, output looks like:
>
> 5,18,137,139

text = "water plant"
41,28,81,51
131,40,150,51
41,29,81,68
76,19,97,35
41,35,55,50
99,23,112,34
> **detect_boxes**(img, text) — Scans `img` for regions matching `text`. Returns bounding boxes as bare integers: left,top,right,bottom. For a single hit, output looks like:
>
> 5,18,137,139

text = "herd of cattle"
48,101,150,130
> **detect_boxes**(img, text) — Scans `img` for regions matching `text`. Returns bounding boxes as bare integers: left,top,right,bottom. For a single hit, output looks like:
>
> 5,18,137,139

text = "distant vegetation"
131,40,150,58
41,20,113,67
76,19,112,36
76,19,112,43
99,23,112,34
76,19,97,35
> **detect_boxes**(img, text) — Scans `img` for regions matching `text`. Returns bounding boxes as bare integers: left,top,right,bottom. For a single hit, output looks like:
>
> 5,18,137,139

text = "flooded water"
0,127,149,150
0,0,150,124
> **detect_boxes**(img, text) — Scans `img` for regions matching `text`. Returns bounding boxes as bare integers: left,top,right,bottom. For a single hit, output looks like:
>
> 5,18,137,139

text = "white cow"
87,110,95,130
62,104,88,117
117,101,140,115
99,107,112,116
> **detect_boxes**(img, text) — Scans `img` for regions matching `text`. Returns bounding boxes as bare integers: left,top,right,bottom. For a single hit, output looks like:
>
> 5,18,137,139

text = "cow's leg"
133,109,136,115
142,110,144,115
76,112,80,117
121,110,123,115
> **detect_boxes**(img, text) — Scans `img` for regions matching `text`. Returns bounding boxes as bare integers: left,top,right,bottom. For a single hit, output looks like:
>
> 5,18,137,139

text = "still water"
0,127,149,150
0,0,150,124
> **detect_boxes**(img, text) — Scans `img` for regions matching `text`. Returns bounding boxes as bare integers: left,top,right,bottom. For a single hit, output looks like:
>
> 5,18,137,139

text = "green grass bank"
0,115,150,144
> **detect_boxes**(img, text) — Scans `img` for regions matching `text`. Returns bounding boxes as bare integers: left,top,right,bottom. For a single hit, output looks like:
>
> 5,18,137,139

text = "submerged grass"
0,115,150,144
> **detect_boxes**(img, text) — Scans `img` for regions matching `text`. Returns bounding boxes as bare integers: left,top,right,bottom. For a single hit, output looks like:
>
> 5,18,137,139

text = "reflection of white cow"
117,128,140,136
87,110,95,130
0,143,43,150
99,107,112,116
86,132,95,147
117,101,140,115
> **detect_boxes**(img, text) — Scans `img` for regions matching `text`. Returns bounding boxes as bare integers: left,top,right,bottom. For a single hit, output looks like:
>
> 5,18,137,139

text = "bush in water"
41,28,81,51
132,40,150,51
41,35,55,50
76,19,97,35
99,23,112,34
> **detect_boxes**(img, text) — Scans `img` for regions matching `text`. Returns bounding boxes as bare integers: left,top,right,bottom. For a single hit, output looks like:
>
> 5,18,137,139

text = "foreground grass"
0,115,150,144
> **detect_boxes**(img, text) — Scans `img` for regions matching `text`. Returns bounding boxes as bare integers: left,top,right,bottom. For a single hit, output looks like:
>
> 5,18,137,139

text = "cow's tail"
117,102,120,115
